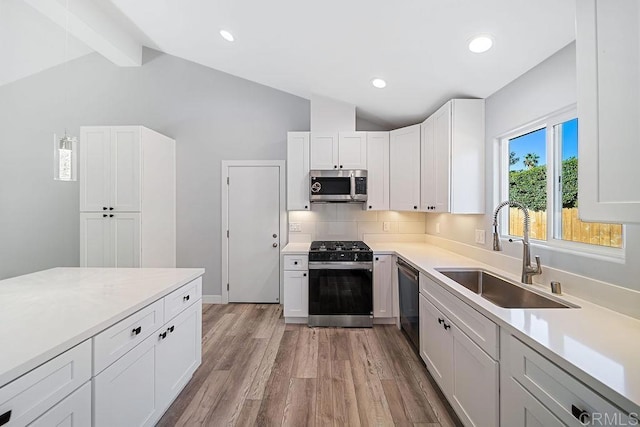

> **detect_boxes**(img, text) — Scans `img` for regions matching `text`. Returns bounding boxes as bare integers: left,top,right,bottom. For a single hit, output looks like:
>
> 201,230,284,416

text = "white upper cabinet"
286,132,310,211
420,99,484,214
577,0,640,223
310,132,367,170
366,132,390,211
390,124,421,211
80,127,140,212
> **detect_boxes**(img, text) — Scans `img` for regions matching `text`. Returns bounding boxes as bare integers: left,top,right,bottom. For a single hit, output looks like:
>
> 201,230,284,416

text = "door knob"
272,243,278,247
273,234,277,238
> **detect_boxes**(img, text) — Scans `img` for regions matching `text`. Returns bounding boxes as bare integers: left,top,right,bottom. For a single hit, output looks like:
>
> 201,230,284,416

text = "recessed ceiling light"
468,36,493,53
220,30,234,42
371,78,387,89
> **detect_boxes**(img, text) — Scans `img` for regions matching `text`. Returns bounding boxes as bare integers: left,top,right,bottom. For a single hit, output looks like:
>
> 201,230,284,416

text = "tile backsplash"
288,204,427,242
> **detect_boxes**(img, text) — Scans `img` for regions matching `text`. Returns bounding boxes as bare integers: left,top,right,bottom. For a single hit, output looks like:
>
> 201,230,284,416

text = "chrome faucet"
492,201,542,284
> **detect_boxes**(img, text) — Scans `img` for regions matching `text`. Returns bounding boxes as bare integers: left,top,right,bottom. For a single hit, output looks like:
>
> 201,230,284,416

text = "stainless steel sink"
435,269,577,309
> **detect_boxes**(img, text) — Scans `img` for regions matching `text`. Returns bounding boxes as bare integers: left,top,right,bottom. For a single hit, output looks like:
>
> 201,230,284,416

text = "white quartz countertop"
0,267,205,388
282,241,640,413
369,242,640,414
281,242,311,254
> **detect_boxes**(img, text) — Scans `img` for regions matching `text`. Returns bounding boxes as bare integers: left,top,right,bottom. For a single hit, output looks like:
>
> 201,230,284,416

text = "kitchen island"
0,267,204,426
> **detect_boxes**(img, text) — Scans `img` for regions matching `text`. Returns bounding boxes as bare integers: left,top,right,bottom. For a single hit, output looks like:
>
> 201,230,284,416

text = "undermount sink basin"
435,269,577,309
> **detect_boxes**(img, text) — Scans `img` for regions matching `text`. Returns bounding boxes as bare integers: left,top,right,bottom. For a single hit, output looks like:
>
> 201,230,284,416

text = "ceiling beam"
24,0,141,67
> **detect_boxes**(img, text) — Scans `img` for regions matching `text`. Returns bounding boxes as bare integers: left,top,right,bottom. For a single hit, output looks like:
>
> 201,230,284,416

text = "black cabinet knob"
375,257,379,261
168,325,175,333
438,318,444,324
109,214,114,218
103,214,108,218
303,273,307,277
443,323,451,330
109,207,114,210
183,295,190,302
339,165,343,168
571,405,590,423
294,261,298,265
131,326,142,336
0,410,12,426
334,165,337,169
304,205,308,209
414,206,417,210
103,207,107,210
159,331,167,340
369,205,372,209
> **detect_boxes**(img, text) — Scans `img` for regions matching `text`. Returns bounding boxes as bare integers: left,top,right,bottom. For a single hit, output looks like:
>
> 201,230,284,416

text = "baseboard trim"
203,295,223,304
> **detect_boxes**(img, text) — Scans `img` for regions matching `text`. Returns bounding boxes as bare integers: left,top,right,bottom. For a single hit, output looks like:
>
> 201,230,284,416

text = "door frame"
221,160,286,304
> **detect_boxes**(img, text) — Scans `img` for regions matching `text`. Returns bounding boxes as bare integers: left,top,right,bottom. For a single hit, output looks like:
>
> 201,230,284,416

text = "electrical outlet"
289,223,301,232
475,229,486,244
383,222,390,232
435,223,440,234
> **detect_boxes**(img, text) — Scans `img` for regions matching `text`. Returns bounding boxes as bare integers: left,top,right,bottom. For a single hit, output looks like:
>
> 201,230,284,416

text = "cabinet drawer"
0,340,91,427
508,335,633,425
164,277,202,322
93,299,164,374
284,255,308,270
420,272,498,359
29,381,91,427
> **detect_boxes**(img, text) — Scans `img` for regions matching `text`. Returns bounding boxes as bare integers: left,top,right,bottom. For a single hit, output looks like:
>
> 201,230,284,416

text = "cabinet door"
338,132,367,169
418,294,453,395
366,132,390,211
287,132,310,211
577,0,640,223
502,377,564,427
29,382,92,427
310,132,339,170
112,213,141,268
451,324,499,427
373,255,393,317
283,270,308,317
390,124,421,211
94,333,159,427
420,116,436,211
156,301,202,412
432,102,451,213
80,213,113,267
111,127,141,212
80,127,111,212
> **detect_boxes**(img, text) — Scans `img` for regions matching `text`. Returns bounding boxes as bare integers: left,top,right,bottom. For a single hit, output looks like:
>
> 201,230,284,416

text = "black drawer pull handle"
131,326,142,336
571,405,590,423
168,325,175,333
0,410,11,426
183,295,190,302
159,331,167,340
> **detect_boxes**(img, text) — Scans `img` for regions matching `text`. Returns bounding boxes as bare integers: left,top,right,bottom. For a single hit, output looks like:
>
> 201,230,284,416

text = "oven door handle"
350,172,356,200
309,262,373,270
396,261,418,281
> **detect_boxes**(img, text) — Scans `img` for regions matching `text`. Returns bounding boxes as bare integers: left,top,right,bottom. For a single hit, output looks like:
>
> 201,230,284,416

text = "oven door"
308,262,373,327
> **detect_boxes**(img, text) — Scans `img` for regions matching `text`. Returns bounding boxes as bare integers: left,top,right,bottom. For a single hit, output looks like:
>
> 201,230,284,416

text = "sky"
509,118,578,171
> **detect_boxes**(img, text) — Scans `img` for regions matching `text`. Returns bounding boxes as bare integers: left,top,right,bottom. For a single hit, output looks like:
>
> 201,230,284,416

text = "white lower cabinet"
30,381,92,427
283,255,309,319
373,255,393,318
419,292,498,426
502,377,564,427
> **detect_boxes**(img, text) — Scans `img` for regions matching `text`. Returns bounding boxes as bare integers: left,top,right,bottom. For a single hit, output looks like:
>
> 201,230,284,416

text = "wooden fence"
509,207,622,248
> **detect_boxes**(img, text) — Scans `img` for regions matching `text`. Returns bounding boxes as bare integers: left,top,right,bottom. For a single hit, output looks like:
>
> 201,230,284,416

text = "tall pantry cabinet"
79,126,176,267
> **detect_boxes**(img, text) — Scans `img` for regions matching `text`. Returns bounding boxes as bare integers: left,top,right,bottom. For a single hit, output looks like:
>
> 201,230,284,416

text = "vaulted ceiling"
4,0,576,127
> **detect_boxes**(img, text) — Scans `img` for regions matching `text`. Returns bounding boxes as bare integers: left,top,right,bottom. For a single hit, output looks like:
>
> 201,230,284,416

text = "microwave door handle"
350,173,356,200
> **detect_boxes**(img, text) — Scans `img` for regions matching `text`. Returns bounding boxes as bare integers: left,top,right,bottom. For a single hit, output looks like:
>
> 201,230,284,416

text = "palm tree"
523,153,540,169
509,151,519,166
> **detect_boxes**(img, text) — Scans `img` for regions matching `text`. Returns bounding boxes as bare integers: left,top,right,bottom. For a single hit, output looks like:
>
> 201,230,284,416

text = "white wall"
0,48,310,297
289,205,426,242
425,42,640,292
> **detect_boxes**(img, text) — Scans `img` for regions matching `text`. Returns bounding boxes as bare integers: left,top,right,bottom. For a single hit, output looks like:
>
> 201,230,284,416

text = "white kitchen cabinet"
366,132,390,211
156,301,202,412
373,255,393,318
79,125,176,267
80,212,141,268
390,124,421,211
287,132,310,211
576,0,640,223
284,269,308,318
502,377,564,427
310,131,367,170
420,99,485,214
420,291,498,426
30,381,92,427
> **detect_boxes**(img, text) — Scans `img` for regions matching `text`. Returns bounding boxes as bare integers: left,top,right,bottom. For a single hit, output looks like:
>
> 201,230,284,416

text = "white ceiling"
5,0,576,128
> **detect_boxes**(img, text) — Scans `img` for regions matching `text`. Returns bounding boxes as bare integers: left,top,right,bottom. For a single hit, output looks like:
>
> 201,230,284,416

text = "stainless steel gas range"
308,241,373,328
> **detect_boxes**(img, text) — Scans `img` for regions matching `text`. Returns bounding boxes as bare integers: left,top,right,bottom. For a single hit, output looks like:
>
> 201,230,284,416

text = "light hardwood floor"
157,304,460,427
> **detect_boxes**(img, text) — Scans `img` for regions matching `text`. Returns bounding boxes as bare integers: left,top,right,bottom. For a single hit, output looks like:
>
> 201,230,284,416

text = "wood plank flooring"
157,304,460,427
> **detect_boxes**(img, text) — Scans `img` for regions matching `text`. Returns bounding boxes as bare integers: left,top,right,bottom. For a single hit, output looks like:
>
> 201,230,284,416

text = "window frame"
496,105,625,259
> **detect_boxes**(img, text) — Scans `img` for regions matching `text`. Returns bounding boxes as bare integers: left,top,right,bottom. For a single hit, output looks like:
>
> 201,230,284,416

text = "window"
499,108,623,252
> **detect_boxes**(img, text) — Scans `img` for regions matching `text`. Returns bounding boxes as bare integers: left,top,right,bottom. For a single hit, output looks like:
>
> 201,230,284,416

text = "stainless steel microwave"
309,170,367,203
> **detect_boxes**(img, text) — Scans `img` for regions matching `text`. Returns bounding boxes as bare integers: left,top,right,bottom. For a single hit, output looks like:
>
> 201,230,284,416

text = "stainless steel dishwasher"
397,258,419,351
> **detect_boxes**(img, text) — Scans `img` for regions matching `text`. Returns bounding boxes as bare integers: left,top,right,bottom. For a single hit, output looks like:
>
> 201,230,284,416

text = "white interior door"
227,165,280,303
